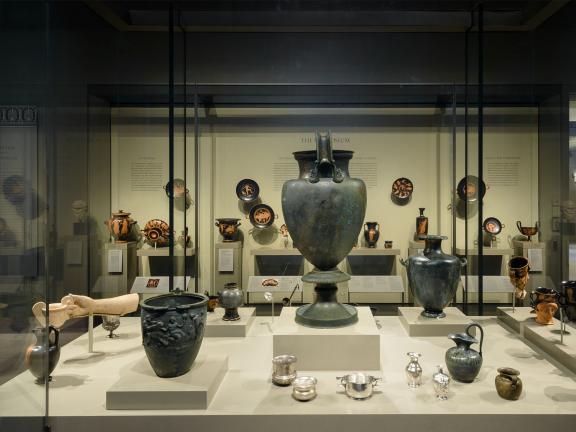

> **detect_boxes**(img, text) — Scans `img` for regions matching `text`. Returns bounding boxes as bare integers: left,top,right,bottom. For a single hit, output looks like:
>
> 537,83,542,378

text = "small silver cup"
292,376,317,401
272,354,297,386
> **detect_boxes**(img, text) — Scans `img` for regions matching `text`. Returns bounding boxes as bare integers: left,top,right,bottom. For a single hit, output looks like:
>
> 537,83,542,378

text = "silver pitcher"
272,354,297,386
405,352,422,388
337,373,381,400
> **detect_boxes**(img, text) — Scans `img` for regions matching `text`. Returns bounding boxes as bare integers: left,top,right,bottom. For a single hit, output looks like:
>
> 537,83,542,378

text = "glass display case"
1,1,575,430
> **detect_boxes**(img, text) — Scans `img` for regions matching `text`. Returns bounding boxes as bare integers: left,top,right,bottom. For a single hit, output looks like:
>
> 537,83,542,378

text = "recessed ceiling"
86,0,570,32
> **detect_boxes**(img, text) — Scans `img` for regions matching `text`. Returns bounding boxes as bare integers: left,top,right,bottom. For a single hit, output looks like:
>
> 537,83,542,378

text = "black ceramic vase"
364,222,380,248
282,131,366,327
401,235,465,318
218,282,243,321
25,325,60,384
445,323,484,383
141,292,208,378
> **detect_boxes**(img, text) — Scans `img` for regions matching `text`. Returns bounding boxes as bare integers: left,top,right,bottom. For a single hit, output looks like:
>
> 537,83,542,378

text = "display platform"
1,316,576,432
272,306,380,370
106,354,228,410
398,307,475,337
205,307,255,337
497,307,576,373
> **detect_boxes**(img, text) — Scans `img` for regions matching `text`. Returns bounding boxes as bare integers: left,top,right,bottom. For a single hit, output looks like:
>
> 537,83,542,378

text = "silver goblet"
102,315,120,338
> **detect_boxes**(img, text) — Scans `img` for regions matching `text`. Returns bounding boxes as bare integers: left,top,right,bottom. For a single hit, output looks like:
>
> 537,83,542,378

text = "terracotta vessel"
32,293,139,328
530,287,560,324
516,221,539,241
535,301,558,325
508,256,530,300
445,323,484,383
495,367,522,401
363,222,380,248
282,131,366,327
105,210,137,242
215,218,241,242
141,292,207,378
142,219,171,247
401,235,465,318
205,292,219,313
415,208,428,240
25,325,60,384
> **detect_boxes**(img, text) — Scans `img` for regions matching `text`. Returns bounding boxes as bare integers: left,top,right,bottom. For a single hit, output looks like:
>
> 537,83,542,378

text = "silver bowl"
337,372,381,400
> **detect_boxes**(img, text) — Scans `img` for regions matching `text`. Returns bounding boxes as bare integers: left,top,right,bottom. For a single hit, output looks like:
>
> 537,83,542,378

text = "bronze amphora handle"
309,131,344,184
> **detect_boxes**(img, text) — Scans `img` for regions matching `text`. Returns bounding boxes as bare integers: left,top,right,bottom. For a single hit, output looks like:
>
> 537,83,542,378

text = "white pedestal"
205,307,256,337
272,306,380,370
106,354,228,410
398,307,474,337
497,307,576,373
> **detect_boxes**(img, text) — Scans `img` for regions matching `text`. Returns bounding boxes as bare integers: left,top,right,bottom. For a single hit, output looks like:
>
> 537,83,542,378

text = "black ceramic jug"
25,325,60,384
445,322,484,383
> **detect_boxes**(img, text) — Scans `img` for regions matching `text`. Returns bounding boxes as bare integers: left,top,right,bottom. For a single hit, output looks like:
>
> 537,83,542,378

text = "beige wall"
111,107,538,295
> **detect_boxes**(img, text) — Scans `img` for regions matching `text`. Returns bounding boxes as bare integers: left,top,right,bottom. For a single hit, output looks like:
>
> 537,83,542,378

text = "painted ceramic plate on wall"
236,179,260,202
457,175,486,202
483,217,503,235
249,204,275,228
391,177,414,205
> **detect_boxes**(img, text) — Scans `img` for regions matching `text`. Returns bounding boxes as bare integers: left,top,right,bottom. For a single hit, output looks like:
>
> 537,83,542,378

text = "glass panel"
0,1,48,429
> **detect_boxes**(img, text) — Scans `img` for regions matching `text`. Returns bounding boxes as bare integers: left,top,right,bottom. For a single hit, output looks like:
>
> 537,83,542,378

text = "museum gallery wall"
111,106,539,301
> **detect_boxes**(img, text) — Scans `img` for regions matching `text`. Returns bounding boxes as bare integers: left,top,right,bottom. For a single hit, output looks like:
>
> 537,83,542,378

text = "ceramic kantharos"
457,175,486,202
236,179,260,202
249,204,275,228
516,221,539,241
391,177,414,205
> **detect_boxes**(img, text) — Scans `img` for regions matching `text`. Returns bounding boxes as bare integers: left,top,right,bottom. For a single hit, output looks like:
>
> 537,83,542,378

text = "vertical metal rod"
168,2,175,291
477,4,485,316
194,85,200,293
451,84,458,307
180,11,188,289
43,1,51,423
451,85,457,253
463,15,471,315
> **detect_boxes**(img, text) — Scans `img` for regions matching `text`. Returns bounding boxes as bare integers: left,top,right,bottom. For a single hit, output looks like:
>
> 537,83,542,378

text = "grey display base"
497,307,576,374
273,307,380,370
398,307,474,337
205,307,255,337
106,354,228,410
